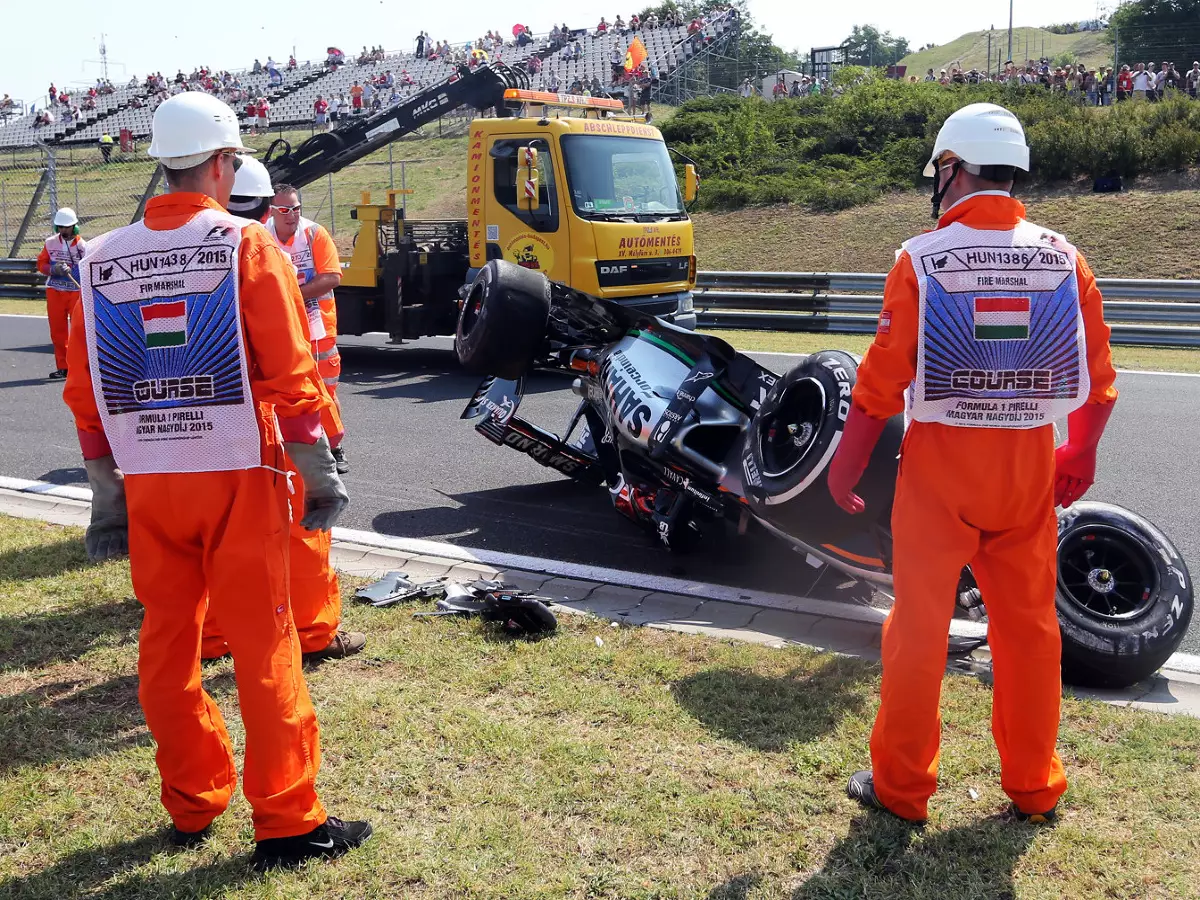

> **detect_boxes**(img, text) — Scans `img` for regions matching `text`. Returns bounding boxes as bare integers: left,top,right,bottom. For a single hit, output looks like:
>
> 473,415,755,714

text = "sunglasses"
216,150,243,171
270,203,301,214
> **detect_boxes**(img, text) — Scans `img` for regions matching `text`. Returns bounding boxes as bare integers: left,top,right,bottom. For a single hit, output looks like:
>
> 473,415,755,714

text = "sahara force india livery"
903,219,1089,428
78,209,260,475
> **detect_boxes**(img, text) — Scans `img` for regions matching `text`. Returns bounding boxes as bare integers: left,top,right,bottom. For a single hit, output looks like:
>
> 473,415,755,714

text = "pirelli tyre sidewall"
741,350,902,545
1055,501,1193,689
455,260,551,379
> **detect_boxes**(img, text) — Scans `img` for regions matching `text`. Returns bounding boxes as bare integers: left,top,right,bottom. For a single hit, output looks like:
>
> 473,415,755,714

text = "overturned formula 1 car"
454,260,1193,689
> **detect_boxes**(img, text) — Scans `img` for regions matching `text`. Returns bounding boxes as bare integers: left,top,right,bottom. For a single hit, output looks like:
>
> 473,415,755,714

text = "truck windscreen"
561,135,685,219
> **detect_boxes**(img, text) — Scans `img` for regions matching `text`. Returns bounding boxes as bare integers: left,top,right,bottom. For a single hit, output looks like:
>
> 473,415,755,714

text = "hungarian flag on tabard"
141,300,188,348
973,296,1030,341
624,36,648,72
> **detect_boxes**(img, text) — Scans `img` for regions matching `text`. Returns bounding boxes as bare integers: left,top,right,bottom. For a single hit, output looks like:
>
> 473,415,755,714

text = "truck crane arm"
260,63,528,190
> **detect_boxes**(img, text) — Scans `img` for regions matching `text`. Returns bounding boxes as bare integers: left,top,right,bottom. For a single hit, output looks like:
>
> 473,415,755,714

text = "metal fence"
0,117,475,258
693,271,1200,349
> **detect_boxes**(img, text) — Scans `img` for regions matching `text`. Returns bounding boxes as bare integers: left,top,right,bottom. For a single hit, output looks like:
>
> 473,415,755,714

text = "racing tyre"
455,260,551,379
741,350,903,545
1055,501,1192,689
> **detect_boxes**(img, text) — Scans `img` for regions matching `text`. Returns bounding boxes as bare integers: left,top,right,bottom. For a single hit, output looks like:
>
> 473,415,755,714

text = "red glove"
1054,401,1115,508
826,404,887,515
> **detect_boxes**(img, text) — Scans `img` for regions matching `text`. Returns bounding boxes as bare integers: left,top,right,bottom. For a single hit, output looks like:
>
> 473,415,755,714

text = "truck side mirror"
517,146,541,212
684,164,699,203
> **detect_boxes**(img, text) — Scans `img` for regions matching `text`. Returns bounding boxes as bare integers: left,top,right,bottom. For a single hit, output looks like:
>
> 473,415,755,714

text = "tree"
638,0,803,90
1110,0,1200,66
841,24,911,69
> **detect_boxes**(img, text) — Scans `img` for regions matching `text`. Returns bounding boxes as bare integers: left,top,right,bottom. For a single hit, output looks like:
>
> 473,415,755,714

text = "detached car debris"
356,573,558,636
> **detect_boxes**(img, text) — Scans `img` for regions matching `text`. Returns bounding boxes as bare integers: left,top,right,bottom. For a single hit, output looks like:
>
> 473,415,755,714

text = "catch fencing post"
389,142,395,189
327,173,335,236
46,145,58,216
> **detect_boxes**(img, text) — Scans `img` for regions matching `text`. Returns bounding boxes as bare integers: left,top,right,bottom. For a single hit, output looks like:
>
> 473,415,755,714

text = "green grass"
703,329,1200,374
2,514,1200,899
898,27,1114,76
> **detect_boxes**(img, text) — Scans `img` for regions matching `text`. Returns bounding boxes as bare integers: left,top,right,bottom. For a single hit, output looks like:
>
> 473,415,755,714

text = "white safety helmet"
53,207,79,227
230,155,274,198
147,92,251,170
923,102,1030,177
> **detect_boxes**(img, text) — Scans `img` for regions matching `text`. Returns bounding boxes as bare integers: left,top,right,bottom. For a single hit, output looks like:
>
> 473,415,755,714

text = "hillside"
899,27,1112,75
693,170,1200,279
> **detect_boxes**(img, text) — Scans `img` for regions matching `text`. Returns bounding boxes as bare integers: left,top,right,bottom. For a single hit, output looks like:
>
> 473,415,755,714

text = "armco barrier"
5,259,1200,349
695,271,1200,349
0,257,43,299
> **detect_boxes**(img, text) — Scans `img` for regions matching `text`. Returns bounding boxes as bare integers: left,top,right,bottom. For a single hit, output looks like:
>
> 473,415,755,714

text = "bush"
664,79,1200,212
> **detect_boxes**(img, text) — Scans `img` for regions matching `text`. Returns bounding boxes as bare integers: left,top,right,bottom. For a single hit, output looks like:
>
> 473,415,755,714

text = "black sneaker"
847,770,924,824
251,816,372,871
169,824,212,848
331,445,349,474
1002,803,1058,825
48,369,68,380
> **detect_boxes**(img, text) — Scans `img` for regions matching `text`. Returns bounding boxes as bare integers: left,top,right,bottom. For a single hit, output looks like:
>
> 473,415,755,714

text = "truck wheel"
455,260,551,379
1055,501,1193,689
741,350,903,545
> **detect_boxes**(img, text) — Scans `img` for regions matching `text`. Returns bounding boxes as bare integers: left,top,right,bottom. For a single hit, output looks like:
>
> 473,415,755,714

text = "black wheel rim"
460,280,485,338
1057,524,1158,621
758,378,824,479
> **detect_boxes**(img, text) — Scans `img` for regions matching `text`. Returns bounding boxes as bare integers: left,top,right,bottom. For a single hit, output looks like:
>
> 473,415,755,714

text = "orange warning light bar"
503,89,625,110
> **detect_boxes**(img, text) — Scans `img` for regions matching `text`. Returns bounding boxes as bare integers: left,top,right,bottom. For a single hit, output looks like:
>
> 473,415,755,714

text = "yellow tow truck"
262,65,698,341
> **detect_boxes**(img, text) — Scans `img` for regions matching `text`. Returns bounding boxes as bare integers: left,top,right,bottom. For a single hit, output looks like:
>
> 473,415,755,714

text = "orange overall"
270,218,342,443
63,193,332,840
37,233,87,369
200,390,344,658
853,193,1118,820
199,217,346,659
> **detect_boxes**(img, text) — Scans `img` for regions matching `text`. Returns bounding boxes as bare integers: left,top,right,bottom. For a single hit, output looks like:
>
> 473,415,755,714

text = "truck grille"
596,256,691,288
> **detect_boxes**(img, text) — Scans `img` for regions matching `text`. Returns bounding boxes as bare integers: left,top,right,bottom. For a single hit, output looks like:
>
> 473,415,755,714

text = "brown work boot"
303,630,366,662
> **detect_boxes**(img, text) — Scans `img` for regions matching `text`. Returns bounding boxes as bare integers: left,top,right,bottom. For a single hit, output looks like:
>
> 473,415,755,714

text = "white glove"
284,435,349,531
84,455,128,561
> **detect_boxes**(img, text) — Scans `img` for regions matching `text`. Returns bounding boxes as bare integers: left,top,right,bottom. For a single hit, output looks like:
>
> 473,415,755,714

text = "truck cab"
467,91,697,328
332,85,698,341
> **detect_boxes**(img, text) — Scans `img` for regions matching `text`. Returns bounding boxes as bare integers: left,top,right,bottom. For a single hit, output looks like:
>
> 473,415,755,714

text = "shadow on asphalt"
0,830,256,900
671,655,874,752
338,344,574,403
37,466,88,485
0,376,59,390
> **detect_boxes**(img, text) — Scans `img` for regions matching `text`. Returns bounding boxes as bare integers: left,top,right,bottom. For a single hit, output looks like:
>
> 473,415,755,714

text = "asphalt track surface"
2,313,1197,653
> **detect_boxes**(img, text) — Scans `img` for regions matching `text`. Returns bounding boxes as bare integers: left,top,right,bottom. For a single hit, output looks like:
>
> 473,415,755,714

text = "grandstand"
0,13,739,147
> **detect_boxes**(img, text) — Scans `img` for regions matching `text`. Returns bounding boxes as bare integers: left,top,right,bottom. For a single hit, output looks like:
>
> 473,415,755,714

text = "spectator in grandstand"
545,71,560,92
610,45,624,84
0,94,14,122
388,88,401,106
1161,61,1181,97
614,15,626,34
336,92,350,121
256,96,270,131
48,83,57,103
739,77,754,98
288,55,297,70
597,17,608,34
362,79,374,109
34,109,54,128
646,12,659,29
630,14,640,31
314,95,329,129
350,81,364,113
1188,62,1200,98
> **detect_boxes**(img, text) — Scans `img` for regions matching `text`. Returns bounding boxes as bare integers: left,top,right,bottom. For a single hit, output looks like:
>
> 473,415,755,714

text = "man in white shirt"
1131,63,1151,100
